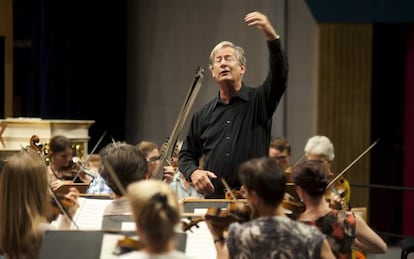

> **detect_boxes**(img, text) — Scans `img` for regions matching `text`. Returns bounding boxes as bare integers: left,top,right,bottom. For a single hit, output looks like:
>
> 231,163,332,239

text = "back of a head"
304,135,335,161
0,149,49,257
292,160,329,197
99,142,148,196
127,179,180,250
238,157,286,206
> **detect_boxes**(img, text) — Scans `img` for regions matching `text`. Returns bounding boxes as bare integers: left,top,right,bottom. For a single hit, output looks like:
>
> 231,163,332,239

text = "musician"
292,160,387,257
304,135,351,210
205,157,335,258
121,179,195,259
179,11,288,198
100,142,149,229
168,141,204,200
0,149,78,259
86,154,113,195
47,135,92,189
269,136,293,181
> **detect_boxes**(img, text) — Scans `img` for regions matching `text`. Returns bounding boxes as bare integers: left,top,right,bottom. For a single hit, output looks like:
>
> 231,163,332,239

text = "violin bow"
153,66,205,180
102,159,127,196
221,178,238,201
49,187,79,230
72,130,107,182
326,139,379,190
292,153,307,167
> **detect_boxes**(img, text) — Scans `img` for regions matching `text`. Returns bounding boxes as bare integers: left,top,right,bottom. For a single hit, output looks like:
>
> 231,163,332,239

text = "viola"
113,236,144,255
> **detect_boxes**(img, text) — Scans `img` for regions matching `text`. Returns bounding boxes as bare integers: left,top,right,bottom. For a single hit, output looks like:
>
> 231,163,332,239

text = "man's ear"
239,64,246,76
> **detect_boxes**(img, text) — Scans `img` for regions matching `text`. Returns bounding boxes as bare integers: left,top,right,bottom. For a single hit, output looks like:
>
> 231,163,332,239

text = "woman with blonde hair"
121,179,195,258
0,149,78,259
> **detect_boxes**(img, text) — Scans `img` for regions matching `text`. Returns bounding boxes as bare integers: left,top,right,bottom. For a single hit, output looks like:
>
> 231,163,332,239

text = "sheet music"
72,197,113,230
185,221,216,258
99,233,125,259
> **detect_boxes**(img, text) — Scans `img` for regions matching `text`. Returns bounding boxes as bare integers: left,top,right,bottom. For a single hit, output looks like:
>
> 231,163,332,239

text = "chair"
400,237,414,259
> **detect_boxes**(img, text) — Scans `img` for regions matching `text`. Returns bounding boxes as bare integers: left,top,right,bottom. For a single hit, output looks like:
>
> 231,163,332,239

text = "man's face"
269,148,290,170
210,47,245,84
146,148,161,175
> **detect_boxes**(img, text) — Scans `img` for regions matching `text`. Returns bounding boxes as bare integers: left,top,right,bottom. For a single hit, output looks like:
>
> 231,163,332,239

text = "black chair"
401,237,414,259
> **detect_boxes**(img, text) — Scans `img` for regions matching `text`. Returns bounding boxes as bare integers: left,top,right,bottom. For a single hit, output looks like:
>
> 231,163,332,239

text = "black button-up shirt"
179,39,288,198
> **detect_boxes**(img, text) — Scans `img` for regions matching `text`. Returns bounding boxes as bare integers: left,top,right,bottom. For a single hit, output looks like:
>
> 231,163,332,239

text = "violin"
224,185,305,219
282,193,305,219
325,175,351,210
224,188,245,200
113,236,144,255
182,201,255,233
46,193,77,222
52,159,96,183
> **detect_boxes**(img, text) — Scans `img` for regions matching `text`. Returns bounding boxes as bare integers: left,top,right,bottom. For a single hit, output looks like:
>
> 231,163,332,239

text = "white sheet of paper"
72,197,112,230
99,233,124,259
185,221,216,258
121,222,136,231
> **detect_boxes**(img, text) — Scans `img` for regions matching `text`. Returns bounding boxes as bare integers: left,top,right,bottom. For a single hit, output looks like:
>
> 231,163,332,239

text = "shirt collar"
213,84,248,110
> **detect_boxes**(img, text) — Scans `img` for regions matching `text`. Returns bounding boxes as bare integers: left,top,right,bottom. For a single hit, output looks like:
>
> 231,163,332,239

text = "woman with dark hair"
292,160,387,258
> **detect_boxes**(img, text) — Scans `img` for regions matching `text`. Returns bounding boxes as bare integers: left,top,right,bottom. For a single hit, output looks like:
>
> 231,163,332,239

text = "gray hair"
208,41,246,69
304,135,335,161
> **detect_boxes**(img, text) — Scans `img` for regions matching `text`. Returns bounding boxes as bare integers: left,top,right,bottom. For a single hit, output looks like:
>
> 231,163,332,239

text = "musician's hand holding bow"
162,165,176,184
191,169,216,195
51,187,80,229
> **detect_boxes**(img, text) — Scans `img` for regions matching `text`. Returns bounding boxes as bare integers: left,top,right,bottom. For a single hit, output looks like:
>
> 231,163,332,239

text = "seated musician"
99,142,150,230
86,154,113,195
120,179,196,259
292,160,387,257
0,149,79,259
304,135,351,210
135,140,162,178
168,141,204,200
47,135,92,190
205,157,335,259
269,136,293,182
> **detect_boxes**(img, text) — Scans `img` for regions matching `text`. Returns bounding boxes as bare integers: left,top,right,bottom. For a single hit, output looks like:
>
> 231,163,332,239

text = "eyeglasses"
274,155,288,160
147,156,161,163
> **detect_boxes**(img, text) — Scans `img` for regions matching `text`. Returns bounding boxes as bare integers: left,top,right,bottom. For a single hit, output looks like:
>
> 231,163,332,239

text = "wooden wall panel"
0,0,13,117
318,24,373,208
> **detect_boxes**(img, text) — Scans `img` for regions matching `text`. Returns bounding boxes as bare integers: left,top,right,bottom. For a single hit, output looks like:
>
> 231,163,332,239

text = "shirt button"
226,120,231,124
226,136,230,140
225,153,230,157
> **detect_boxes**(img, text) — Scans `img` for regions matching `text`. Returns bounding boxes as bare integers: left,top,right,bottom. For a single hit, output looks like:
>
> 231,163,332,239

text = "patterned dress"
301,210,356,259
227,216,325,258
